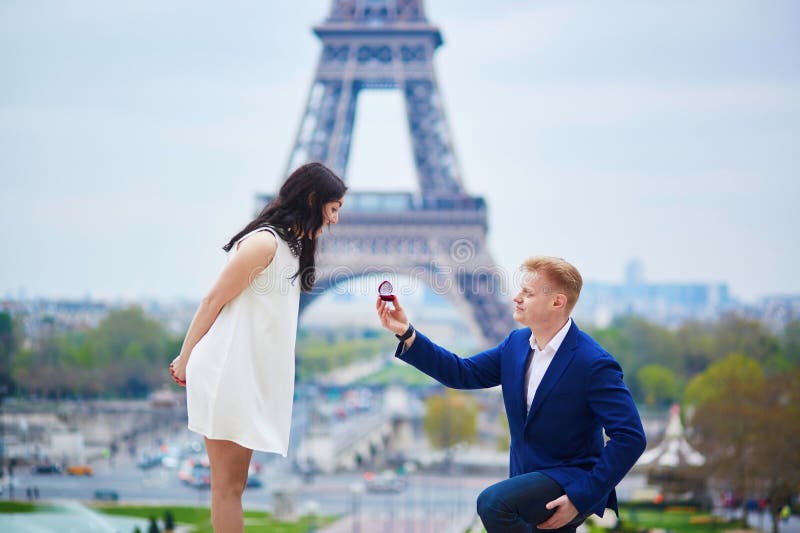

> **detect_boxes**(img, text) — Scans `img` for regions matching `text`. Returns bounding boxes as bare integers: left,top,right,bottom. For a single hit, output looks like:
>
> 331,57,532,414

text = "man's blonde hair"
522,256,583,314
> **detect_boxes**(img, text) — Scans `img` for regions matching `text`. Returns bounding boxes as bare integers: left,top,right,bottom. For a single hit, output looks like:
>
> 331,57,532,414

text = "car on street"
246,475,263,488
364,470,407,494
137,454,164,470
94,489,120,501
66,465,94,476
31,463,62,474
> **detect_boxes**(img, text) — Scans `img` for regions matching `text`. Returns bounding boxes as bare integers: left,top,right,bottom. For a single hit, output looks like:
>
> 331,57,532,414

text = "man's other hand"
538,494,579,529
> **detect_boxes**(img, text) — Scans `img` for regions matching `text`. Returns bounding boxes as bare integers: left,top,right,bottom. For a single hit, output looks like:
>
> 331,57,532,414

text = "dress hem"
188,424,289,457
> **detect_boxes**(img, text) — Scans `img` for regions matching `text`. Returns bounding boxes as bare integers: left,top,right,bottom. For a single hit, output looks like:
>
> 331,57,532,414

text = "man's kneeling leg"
477,472,583,533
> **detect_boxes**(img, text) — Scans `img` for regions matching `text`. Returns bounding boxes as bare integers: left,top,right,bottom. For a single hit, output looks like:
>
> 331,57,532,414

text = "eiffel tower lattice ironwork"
259,0,515,346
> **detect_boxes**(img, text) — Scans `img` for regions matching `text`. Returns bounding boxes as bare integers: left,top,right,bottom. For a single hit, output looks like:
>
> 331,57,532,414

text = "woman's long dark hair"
223,162,347,292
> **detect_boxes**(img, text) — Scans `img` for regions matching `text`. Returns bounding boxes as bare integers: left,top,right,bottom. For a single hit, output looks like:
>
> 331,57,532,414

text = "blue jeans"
477,472,587,533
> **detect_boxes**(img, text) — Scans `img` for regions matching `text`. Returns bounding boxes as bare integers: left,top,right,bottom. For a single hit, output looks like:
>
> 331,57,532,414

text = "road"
7,424,490,520
12,459,489,517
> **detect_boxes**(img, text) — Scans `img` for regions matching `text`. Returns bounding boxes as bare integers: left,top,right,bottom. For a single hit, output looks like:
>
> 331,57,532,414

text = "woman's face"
316,196,344,237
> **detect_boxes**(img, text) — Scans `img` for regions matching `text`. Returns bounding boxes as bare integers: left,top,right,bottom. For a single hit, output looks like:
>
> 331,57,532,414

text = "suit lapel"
509,330,533,425
524,322,579,428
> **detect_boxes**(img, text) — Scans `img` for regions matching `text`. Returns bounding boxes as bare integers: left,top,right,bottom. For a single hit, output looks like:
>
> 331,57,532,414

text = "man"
375,257,646,532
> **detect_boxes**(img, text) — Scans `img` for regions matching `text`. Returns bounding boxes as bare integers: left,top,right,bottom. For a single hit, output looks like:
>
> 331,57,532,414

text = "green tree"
684,352,763,407
636,364,677,407
593,316,680,402
423,389,478,450
780,319,800,368
685,354,766,528
59,332,105,395
11,306,174,398
622,316,681,368
688,363,800,532
675,320,717,375
88,307,168,367
295,329,396,381
751,370,800,533
589,324,632,369
0,311,21,395
87,308,171,397
13,325,64,397
713,314,781,369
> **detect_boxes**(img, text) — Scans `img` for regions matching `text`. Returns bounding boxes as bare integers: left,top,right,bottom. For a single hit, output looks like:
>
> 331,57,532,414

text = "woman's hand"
376,296,410,336
169,355,187,387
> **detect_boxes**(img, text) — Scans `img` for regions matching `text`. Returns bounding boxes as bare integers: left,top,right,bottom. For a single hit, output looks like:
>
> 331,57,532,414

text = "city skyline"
1,0,798,303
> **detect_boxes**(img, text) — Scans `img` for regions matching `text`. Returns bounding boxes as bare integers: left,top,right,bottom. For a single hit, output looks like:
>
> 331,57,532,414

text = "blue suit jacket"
395,322,646,517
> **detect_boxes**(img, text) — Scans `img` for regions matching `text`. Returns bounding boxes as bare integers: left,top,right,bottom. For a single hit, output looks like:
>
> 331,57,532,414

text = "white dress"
186,226,301,455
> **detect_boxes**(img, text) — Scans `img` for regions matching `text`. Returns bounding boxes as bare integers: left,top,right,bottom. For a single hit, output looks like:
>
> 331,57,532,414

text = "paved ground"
0,501,151,533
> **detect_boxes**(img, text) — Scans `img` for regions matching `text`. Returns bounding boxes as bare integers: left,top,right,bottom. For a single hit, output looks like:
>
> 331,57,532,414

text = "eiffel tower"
258,0,515,346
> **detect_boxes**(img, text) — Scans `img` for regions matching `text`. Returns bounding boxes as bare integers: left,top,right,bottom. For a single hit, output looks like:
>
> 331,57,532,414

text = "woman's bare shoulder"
236,230,279,253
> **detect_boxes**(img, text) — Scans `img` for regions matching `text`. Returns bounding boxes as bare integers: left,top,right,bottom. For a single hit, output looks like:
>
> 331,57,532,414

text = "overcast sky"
1,0,798,304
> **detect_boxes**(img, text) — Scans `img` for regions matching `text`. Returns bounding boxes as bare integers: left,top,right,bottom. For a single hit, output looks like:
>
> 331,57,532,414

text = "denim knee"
477,484,503,519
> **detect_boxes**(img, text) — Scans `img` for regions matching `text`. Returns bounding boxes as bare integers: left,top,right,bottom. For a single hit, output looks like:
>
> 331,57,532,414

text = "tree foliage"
636,364,677,407
588,313,793,405
683,353,765,407
675,320,717,375
686,356,800,532
712,314,781,370
780,319,800,368
423,389,478,450
0,311,22,395
295,330,396,381
10,307,174,398
751,370,800,533
5,305,799,407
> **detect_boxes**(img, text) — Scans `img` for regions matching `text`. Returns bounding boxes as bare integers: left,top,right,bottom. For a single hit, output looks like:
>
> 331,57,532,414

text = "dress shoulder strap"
233,225,279,252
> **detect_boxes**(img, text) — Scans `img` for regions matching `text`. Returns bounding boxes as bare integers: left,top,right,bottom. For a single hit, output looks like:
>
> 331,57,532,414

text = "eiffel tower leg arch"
417,238,517,347
300,266,490,349
302,227,517,348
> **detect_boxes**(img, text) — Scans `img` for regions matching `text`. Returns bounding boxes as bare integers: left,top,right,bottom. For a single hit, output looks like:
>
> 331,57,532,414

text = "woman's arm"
170,231,278,385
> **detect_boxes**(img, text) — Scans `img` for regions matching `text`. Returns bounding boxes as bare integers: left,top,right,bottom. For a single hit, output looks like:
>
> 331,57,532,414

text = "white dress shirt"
525,317,573,412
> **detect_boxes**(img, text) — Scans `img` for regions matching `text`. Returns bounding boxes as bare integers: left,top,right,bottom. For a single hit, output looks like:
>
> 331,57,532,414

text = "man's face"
512,270,558,328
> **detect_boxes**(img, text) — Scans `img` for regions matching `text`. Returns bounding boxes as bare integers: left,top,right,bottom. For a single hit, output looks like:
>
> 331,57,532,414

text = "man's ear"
552,293,568,310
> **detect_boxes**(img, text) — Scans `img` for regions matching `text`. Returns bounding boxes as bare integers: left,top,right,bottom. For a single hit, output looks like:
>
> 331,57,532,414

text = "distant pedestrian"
170,162,347,533
163,509,175,532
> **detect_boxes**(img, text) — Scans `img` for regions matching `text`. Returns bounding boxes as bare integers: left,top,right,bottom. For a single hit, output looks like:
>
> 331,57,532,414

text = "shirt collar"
529,317,573,353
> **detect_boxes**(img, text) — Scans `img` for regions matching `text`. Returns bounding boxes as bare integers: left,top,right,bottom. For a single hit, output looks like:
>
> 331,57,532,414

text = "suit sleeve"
394,330,507,389
562,354,647,515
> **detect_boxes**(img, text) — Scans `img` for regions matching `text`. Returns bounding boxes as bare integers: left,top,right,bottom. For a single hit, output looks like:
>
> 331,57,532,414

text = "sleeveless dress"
186,226,301,455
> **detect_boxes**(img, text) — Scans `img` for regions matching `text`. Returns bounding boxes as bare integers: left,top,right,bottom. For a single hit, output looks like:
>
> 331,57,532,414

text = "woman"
169,161,346,532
